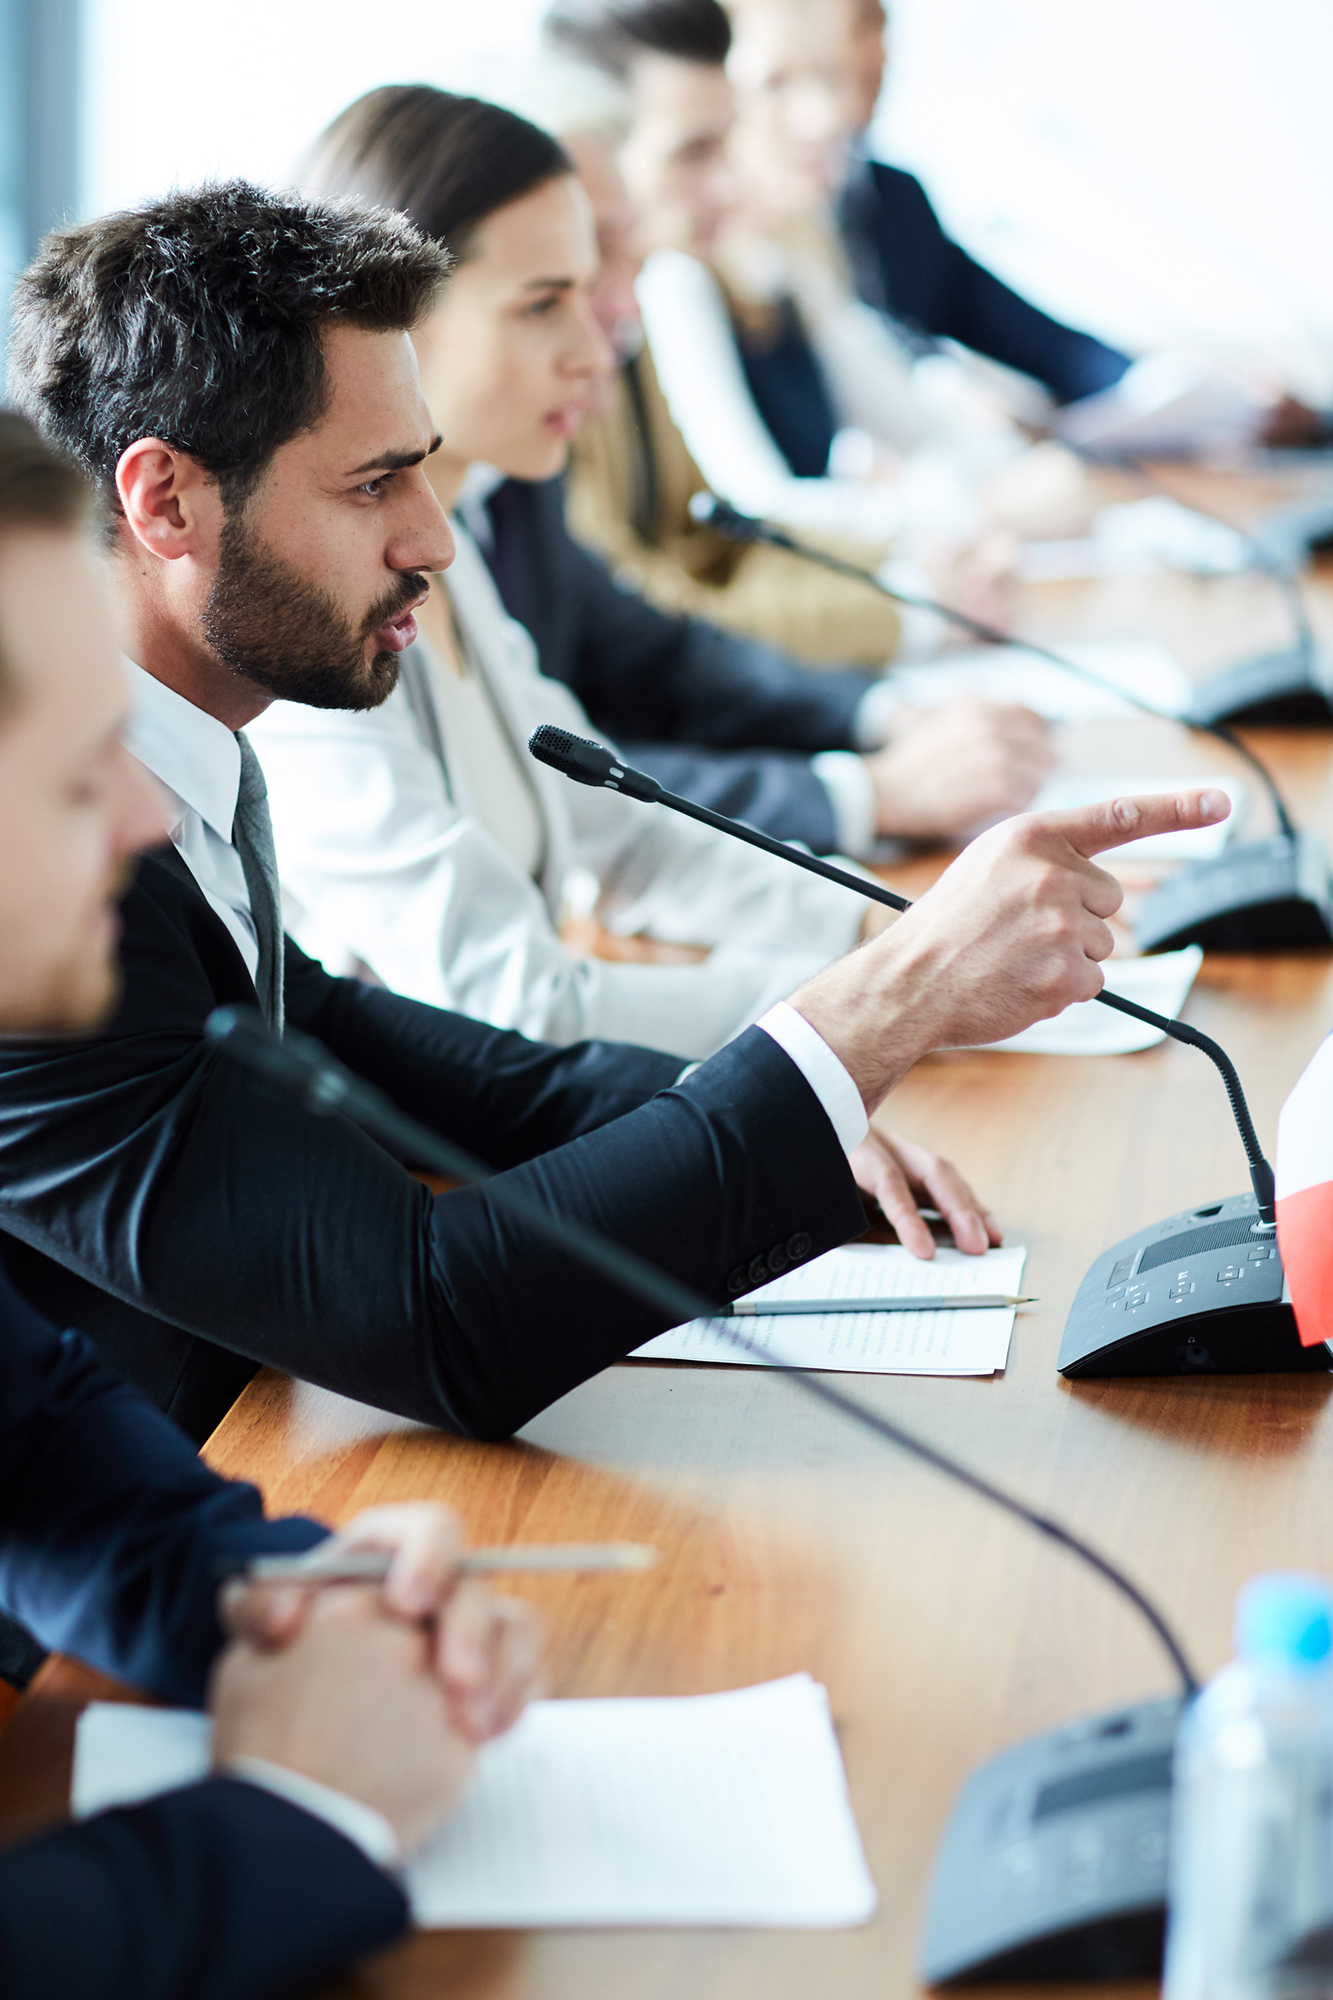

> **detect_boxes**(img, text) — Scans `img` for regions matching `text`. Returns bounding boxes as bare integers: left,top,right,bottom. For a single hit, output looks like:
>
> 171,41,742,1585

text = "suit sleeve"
0,1259,323,1704
0,863,867,1438
853,163,1131,407
0,1779,406,2000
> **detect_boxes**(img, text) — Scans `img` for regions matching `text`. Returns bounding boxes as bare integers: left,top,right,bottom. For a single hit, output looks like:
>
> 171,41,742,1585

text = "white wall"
81,0,1333,399
83,0,547,215
871,0,1333,400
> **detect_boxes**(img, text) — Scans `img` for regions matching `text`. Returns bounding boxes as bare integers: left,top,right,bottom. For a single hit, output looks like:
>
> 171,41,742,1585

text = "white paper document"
73,1675,876,1929
980,946,1203,1056
633,1242,1026,1376
884,638,1192,722
1030,774,1243,862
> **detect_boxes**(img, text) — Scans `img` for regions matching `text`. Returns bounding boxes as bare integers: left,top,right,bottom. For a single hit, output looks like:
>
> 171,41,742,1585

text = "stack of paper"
73,1675,877,1929
884,638,1193,722
633,1242,1026,1377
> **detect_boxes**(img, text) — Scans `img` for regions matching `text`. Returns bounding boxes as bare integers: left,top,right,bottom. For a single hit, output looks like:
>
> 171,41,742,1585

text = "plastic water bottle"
1165,1571,1333,2000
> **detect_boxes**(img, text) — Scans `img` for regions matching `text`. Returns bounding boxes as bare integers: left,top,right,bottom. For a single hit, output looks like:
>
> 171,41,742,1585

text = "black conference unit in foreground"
1058,1190,1330,1379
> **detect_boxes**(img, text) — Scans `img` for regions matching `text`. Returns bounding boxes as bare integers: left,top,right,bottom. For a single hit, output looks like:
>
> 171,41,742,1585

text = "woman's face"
412,174,615,484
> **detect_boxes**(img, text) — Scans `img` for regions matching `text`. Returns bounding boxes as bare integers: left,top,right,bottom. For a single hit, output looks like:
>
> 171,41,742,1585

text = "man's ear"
115,440,222,562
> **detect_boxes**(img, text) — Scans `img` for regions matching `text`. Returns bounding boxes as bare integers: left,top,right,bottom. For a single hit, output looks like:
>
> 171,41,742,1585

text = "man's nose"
398,476,456,575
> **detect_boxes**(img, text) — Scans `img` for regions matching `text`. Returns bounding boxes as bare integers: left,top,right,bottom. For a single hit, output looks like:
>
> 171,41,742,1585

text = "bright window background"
80,0,1333,400
871,0,1333,400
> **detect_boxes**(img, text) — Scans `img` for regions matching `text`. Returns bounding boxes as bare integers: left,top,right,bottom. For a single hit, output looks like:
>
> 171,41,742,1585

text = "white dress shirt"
122,659,260,980
225,1757,400,1870
251,526,871,1065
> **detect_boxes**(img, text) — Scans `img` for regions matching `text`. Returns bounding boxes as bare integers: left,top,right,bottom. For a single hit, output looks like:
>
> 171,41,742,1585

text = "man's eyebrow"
347,435,443,478
521,276,575,292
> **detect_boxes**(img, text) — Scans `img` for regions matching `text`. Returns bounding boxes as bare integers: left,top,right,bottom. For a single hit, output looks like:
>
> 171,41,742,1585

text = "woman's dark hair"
0,408,90,709
0,408,87,533
543,0,732,80
6,179,448,524
300,89,574,261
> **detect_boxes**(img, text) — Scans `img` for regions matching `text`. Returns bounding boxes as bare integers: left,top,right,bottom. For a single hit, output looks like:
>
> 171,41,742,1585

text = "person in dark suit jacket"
838,156,1131,409
2,174,1219,1471
0,407,542,2000
831,0,1131,408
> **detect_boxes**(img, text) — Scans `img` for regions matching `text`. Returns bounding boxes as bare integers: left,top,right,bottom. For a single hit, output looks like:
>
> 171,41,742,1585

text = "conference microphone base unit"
919,1694,1181,1985
1186,644,1333,727
1058,1191,1331,1378
1133,832,1333,953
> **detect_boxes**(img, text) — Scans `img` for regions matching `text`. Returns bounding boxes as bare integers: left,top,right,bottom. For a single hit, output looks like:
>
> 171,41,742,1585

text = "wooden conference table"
6,466,1333,1999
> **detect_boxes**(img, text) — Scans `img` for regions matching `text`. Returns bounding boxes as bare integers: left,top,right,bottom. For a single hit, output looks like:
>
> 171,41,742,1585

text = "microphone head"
528,725,618,787
687,491,763,542
528,726,665,803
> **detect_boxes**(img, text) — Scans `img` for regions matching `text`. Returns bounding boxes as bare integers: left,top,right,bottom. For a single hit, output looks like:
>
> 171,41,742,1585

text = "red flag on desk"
1277,1033,1333,1346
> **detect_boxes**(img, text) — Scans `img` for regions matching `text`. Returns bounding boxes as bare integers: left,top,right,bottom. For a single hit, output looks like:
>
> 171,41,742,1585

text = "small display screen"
1033,1750,1173,1821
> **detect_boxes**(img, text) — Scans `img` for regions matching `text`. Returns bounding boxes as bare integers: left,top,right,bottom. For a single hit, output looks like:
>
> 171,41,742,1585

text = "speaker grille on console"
1138,1218,1268,1274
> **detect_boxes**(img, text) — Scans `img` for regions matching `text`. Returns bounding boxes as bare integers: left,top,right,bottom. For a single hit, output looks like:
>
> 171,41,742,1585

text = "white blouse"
636,245,1021,545
251,525,867,1062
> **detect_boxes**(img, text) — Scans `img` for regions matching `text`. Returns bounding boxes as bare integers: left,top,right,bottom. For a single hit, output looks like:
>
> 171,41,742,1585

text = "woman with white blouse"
253,84,1002,1255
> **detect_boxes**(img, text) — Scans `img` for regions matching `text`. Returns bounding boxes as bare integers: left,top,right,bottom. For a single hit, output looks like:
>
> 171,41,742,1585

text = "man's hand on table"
850,1128,1001,1258
212,1503,542,1852
794,789,1231,1116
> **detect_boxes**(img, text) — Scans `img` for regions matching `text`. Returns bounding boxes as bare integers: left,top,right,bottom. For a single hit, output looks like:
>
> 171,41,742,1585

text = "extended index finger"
1044,788,1230,861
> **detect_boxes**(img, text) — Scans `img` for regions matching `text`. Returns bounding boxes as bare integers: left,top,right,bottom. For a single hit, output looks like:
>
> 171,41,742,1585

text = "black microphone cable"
205,1002,1200,1697
528,723,1276,1226
688,491,1298,843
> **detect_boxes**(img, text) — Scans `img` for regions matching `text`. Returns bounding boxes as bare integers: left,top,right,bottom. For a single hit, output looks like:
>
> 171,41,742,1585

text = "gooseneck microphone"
205,1001,1197,1696
529,723,1276,1226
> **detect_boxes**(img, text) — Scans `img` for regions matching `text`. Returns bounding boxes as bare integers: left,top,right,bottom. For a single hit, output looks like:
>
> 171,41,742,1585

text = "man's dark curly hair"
5,179,451,525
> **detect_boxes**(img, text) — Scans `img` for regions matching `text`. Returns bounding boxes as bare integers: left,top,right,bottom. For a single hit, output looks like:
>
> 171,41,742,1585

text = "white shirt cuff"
810,750,877,859
756,1001,869,1155
224,1756,401,1870
851,680,907,750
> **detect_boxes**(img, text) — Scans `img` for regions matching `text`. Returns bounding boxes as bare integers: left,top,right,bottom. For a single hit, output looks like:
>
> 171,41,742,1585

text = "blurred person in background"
837,0,1325,452
547,0,1092,573
527,58,906,666
472,62,1052,854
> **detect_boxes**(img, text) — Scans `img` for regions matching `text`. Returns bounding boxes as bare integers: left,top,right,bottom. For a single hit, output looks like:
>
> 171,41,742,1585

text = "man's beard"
202,511,426,711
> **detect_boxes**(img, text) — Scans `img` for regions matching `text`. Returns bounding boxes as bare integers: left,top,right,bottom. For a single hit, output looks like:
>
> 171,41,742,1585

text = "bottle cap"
1235,1571,1333,1670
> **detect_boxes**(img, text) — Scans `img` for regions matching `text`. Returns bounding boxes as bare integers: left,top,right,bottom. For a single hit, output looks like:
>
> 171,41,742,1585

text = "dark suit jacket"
0,845,866,1443
839,158,1132,408
0,1253,407,1998
485,474,879,851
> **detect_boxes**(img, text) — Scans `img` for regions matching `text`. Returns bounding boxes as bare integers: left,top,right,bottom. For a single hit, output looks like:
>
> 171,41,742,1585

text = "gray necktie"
232,732,285,1034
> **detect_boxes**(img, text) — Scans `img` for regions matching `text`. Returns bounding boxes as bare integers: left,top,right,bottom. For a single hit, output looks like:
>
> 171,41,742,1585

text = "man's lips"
371,593,427,653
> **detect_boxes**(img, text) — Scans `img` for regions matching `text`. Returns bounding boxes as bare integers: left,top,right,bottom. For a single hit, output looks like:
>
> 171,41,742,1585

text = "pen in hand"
216,1542,660,1586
